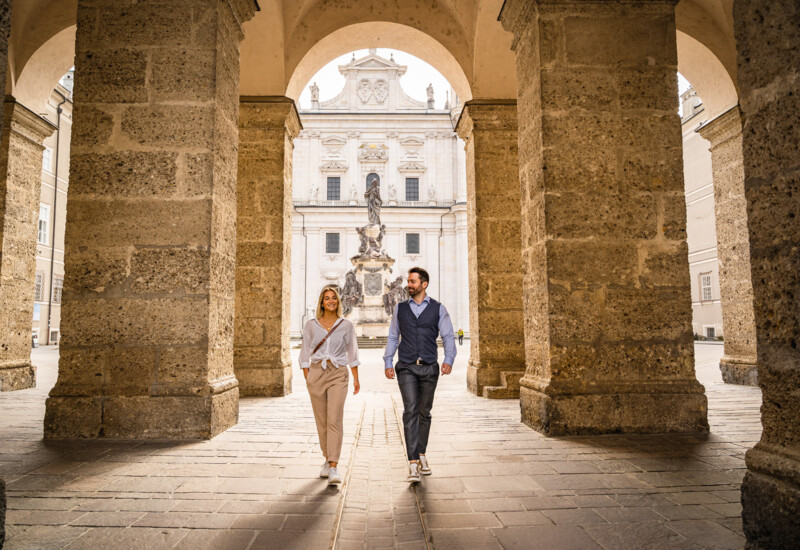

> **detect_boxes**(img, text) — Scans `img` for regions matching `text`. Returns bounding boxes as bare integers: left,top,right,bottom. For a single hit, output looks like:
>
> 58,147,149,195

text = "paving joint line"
391,394,433,550
330,400,366,550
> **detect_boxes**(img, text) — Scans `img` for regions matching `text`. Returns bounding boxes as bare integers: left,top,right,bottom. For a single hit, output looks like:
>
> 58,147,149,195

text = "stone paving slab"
0,345,761,549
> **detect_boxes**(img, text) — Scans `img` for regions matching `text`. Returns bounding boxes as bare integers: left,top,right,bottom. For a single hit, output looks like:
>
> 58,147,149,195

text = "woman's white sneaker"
407,462,421,483
418,455,432,475
328,467,342,485
319,462,331,478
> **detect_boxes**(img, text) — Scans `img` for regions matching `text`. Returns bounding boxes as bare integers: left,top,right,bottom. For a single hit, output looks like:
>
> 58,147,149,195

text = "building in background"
681,88,723,339
31,74,72,346
291,50,469,338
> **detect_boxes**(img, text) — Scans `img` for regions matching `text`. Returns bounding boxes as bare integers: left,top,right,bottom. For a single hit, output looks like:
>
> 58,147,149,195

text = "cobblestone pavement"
0,344,760,549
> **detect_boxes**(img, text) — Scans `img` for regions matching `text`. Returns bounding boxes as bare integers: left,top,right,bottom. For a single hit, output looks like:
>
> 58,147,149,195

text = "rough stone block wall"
0,101,55,391
502,0,707,435
44,0,257,439
456,101,525,398
698,108,758,386
234,98,300,396
735,1,800,547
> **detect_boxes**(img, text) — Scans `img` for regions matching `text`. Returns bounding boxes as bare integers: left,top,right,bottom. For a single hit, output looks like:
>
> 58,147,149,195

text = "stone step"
482,370,524,399
357,336,387,349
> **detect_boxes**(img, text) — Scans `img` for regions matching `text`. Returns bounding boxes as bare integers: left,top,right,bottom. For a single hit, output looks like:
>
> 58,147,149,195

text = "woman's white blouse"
299,318,360,370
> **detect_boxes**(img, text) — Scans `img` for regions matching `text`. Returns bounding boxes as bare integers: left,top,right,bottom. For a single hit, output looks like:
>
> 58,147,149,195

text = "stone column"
456,100,525,398
698,107,758,386
0,2,9,541
44,0,258,439
234,97,300,396
735,1,800,547
500,0,708,435
0,99,56,391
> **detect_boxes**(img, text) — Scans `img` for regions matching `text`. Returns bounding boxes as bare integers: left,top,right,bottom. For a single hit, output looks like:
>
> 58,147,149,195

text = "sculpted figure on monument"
341,270,362,317
356,226,368,256
310,82,319,102
383,276,409,316
365,175,382,226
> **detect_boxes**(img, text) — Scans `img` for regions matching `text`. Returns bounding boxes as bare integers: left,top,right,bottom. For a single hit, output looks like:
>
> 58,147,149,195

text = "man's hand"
441,363,452,375
385,367,395,379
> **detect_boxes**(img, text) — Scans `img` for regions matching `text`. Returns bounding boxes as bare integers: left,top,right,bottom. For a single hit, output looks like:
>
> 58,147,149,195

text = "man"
457,328,464,346
384,267,457,482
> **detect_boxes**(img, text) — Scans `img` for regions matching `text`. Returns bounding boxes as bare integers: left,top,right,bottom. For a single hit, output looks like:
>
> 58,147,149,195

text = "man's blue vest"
397,298,440,364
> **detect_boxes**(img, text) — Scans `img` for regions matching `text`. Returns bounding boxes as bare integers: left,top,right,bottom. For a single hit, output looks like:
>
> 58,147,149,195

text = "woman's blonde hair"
316,285,343,319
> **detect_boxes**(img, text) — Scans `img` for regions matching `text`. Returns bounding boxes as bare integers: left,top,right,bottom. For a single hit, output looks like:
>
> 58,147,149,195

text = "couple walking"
298,267,457,485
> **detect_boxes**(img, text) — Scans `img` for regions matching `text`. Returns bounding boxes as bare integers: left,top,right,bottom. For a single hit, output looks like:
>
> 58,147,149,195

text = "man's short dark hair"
408,267,429,285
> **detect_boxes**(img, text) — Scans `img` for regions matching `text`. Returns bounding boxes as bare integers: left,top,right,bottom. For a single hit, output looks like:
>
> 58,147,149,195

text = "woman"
299,285,360,485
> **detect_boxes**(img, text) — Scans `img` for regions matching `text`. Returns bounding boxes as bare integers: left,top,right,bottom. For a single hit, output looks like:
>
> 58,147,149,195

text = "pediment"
322,136,347,146
400,137,424,147
398,161,427,173
320,160,348,172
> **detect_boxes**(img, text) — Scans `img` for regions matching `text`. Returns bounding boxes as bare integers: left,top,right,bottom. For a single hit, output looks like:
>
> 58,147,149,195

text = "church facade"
290,51,470,338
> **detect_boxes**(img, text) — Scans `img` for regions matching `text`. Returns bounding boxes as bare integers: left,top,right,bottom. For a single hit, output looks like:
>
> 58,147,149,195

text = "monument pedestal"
350,256,394,337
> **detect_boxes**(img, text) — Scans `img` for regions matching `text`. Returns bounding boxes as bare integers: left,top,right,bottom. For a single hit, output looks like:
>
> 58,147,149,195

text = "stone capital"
455,100,518,141
698,106,743,151
225,0,259,30
239,96,302,139
3,97,56,146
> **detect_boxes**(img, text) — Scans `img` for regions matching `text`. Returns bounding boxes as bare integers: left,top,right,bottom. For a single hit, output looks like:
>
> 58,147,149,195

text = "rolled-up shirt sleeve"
347,321,360,367
383,304,401,369
439,304,457,366
299,321,313,369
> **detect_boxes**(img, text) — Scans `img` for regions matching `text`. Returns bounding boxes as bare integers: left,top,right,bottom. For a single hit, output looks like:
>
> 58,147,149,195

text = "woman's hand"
302,367,309,380
353,378,360,395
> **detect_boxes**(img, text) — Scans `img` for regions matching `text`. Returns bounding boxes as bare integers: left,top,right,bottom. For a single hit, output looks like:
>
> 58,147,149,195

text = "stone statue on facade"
341,269,362,317
309,180,319,201
310,82,319,102
426,83,435,108
365,177,382,226
383,276,409,316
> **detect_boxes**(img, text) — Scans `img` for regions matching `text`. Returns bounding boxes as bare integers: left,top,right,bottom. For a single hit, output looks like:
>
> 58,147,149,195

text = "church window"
405,178,419,201
700,273,713,301
34,271,45,302
52,275,64,304
326,233,340,254
406,233,420,255
38,205,49,245
327,177,341,201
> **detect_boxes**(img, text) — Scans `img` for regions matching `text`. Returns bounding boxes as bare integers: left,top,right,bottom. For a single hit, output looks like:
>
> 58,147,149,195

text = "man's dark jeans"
395,361,439,460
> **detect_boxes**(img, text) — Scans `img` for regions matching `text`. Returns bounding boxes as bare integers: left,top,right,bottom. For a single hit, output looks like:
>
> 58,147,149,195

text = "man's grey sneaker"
328,467,342,485
320,461,331,478
419,455,432,475
407,462,421,483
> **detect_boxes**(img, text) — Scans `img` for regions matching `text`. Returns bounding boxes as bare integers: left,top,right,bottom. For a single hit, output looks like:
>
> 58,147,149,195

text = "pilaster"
734,0,800,546
235,96,301,396
698,107,758,385
44,0,258,438
0,99,56,391
456,100,525,398
501,0,707,434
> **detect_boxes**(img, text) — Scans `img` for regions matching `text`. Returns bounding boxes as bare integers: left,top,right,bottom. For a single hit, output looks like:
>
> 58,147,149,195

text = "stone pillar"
456,100,525,398
0,99,56,391
500,0,708,435
698,107,758,386
44,0,258,439
234,97,300,396
735,1,800,547
0,2,9,540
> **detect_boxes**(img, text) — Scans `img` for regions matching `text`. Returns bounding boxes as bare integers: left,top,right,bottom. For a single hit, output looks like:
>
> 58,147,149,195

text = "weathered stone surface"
234,97,300,396
45,0,258,439
698,108,758,386
735,1,800,547
0,471,4,549
456,101,525,398
0,100,55,392
501,0,707,434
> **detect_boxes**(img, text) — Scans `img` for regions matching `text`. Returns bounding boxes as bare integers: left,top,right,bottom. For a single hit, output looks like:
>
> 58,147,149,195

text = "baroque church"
290,50,470,338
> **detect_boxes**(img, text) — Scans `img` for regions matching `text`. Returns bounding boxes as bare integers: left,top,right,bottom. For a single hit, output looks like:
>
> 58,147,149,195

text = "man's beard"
408,286,421,296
